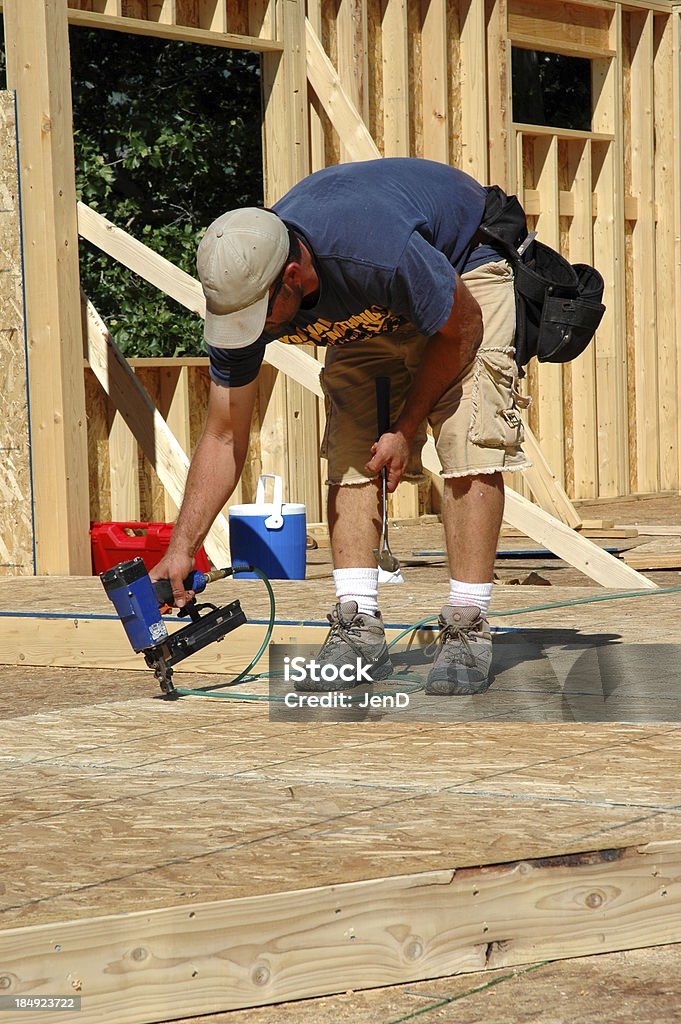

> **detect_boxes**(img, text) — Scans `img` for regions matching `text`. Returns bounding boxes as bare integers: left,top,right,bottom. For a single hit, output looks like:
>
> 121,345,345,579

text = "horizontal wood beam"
538,0,613,9
537,0,678,11
126,356,210,367
0,612,430,675
512,123,614,142
622,551,681,571
522,188,593,218
0,5,284,52
522,190,645,222
510,32,615,60
621,0,680,11
1,840,680,1022
508,0,613,57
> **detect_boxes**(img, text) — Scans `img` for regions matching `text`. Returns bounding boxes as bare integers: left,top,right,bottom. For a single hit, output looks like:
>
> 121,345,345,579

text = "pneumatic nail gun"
100,557,247,697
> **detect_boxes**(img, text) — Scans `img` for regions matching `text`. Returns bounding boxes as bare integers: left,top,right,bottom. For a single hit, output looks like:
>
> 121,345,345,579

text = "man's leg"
423,473,502,696
293,481,394,692
442,471,505,583
426,259,525,695
328,480,381,568
294,330,425,693
424,473,503,696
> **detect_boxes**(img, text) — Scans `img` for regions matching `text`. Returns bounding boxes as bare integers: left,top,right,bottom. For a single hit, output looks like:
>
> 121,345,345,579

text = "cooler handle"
256,474,284,530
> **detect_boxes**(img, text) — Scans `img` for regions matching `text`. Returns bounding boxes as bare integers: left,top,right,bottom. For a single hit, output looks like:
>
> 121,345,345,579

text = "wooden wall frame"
3,0,92,574
1,0,680,578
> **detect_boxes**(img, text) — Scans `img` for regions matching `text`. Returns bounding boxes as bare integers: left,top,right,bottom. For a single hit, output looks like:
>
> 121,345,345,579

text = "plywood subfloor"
7,672,681,930
2,550,681,1022
2,498,681,1021
2,573,681,932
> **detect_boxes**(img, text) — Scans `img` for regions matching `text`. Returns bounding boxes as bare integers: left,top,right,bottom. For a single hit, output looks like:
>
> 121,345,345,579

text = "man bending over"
152,158,529,695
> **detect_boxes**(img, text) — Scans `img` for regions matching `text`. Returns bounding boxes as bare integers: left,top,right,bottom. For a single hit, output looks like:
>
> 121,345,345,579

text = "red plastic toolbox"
90,522,211,576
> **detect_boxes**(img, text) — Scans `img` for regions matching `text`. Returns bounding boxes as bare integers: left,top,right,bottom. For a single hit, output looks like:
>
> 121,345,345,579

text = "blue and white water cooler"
228,474,306,580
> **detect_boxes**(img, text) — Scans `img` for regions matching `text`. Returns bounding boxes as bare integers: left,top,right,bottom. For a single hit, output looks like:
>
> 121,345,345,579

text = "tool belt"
475,185,606,371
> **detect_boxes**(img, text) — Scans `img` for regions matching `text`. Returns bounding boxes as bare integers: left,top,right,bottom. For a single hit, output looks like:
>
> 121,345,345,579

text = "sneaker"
425,605,493,696
294,600,393,691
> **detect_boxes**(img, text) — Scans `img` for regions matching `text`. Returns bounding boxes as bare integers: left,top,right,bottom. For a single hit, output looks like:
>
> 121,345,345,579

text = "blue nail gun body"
101,557,247,697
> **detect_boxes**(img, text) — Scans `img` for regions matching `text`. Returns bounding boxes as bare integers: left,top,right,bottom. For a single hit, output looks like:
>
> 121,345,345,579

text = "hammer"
373,376,401,575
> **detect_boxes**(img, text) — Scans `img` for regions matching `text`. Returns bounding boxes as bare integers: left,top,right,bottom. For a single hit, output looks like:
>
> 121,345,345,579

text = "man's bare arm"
151,377,258,605
366,273,483,489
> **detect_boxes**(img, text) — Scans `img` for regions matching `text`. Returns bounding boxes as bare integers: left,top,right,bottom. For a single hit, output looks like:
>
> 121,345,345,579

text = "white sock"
447,578,493,616
333,567,379,617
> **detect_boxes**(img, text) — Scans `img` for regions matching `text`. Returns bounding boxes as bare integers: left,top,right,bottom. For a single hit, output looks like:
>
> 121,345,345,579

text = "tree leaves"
69,27,263,357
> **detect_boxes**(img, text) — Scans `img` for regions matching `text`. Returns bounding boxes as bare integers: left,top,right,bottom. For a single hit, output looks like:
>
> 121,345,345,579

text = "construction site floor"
3,604,681,927
2,493,681,1021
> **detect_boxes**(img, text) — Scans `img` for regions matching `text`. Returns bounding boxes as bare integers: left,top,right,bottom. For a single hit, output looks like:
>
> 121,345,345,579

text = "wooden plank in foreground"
1,841,680,1024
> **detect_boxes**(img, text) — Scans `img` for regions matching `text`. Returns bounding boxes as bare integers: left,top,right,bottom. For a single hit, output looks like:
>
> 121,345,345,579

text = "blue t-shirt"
209,158,498,387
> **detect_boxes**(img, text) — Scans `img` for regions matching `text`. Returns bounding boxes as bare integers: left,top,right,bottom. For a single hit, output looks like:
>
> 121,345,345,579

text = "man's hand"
365,429,411,492
150,549,196,609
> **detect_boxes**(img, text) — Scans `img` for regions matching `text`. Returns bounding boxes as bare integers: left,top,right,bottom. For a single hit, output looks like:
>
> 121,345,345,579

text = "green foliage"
69,28,263,356
0,19,263,356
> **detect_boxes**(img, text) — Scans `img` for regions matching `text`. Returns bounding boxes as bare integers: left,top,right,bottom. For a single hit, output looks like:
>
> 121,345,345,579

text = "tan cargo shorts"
320,259,531,484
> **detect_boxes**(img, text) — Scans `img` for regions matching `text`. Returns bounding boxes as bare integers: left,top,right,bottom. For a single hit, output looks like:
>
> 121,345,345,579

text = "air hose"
171,565,277,699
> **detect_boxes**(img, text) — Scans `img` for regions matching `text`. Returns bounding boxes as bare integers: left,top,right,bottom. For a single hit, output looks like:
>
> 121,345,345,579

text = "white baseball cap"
197,208,289,348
